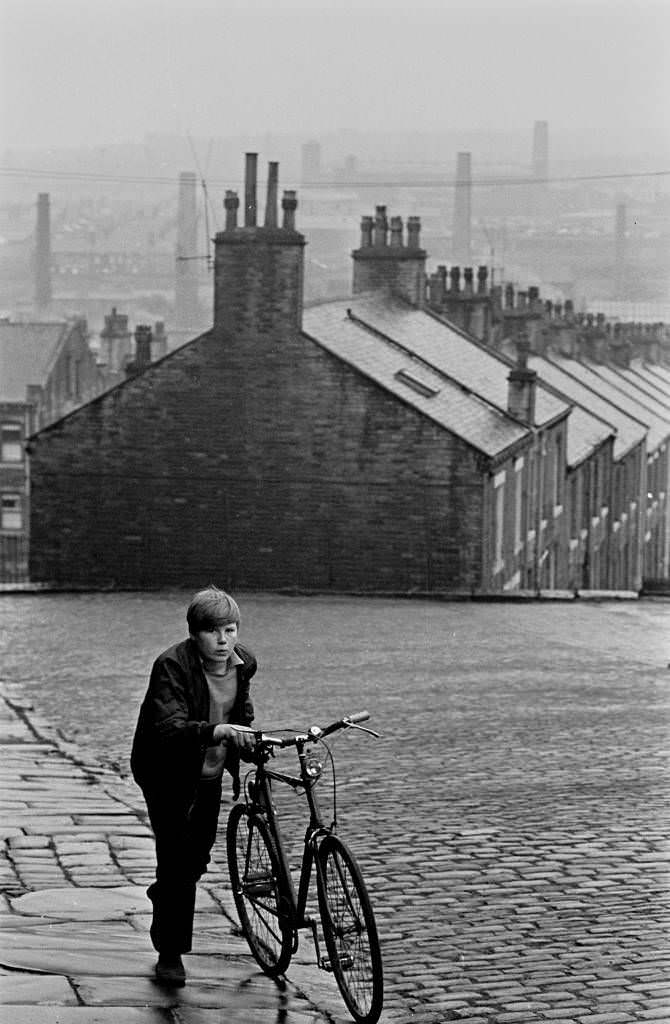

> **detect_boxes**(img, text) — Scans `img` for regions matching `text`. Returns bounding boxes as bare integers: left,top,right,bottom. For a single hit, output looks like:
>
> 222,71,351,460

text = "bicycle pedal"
320,957,334,973
244,881,274,896
338,954,354,970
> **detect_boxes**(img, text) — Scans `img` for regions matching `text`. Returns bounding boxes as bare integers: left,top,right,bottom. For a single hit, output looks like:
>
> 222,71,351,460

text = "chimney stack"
100,306,132,372
134,325,152,368
352,206,426,306
213,155,306,336
35,193,52,311
507,335,537,425
244,153,258,227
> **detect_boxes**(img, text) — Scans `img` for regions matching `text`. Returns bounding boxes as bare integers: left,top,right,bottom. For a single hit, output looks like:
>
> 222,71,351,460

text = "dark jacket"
130,637,256,801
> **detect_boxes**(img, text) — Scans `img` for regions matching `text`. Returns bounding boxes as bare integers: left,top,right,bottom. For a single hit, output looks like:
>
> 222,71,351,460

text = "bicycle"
226,710,384,1024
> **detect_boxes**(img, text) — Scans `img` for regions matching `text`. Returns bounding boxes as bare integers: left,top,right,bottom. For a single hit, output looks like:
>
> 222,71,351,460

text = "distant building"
0,312,167,583
25,155,670,594
0,317,100,582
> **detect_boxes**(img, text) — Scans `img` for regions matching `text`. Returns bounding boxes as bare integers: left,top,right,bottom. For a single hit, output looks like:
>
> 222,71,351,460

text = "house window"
1,424,23,462
554,434,563,506
494,471,505,571
514,458,524,550
1,494,22,530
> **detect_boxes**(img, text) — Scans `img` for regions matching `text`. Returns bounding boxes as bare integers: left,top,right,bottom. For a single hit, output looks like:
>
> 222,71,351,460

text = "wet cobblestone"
1,593,669,1022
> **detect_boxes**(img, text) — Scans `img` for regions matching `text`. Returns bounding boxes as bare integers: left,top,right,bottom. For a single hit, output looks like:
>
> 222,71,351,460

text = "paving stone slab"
10,886,147,920
0,944,156,978
3,1007,171,1023
75,972,291,1010
0,971,79,1004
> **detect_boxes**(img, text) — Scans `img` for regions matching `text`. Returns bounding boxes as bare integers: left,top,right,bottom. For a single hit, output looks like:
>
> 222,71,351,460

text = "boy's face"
191,621,239,666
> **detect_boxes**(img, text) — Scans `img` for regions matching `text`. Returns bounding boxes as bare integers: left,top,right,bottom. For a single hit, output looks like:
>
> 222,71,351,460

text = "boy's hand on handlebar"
214,723,256,752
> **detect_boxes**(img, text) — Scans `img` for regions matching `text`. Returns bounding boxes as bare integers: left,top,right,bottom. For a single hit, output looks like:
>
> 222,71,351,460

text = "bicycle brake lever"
345,722,381,739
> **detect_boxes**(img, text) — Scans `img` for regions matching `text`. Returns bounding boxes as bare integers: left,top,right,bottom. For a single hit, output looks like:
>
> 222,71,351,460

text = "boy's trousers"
143,776,223,954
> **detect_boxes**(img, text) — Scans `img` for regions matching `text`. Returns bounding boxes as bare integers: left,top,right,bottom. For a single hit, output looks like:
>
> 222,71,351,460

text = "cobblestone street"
1,593,669,1022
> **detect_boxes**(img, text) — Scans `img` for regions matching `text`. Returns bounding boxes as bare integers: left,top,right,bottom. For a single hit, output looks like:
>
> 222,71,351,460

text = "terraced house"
26,156,670,595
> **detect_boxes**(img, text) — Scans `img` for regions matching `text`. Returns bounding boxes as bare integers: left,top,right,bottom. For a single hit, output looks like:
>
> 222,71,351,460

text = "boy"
131,586,256,986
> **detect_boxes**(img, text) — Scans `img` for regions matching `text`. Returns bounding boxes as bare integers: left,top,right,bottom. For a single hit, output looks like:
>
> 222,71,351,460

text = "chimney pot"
374,206,388,247
282,190,298,231
390,215,403,247
264,161,279,228
463,267,474,296
224,190,239,231
505,283,515,308
477,265,488,294
449,265,461,293
407,216,421,249
360,215,373,247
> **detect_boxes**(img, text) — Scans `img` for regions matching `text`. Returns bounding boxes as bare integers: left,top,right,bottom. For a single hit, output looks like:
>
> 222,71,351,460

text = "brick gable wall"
29,327,486,592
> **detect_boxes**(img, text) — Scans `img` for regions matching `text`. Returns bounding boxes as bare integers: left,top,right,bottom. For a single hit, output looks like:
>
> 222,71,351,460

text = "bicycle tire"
226,802,294,977
316,834,384,1024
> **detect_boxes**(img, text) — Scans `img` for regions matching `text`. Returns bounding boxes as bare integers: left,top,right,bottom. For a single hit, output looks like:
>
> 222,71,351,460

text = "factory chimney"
532,120,549,181
452,153,472,267
175,171,200,330
34,193,52,311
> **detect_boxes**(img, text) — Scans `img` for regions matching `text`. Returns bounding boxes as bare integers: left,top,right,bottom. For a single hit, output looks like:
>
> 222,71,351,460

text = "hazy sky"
1,0,669,161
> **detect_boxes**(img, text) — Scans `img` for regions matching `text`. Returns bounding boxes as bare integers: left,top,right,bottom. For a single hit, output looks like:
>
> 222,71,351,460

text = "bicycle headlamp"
305,757,323,780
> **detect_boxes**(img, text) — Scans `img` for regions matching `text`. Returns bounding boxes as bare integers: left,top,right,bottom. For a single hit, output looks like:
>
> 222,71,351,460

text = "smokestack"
301,140,321,184
175,172,199,330
35,193,52,310
264,161,279,228
244,152,258,227
453,153,471,267
615,202,626,298
532,120,549,180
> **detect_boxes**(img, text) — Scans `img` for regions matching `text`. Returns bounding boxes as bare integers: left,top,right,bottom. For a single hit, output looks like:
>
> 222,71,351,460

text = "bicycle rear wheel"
316,834,383,1024
226,802,293,977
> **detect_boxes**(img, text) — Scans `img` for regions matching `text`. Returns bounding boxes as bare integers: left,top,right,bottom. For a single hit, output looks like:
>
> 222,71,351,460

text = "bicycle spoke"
317,836,383,1024
227,803,293,977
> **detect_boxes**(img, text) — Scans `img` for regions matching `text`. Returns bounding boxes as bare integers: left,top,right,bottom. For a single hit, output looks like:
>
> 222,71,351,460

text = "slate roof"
302,299,530,460
628,360,670,407
546,354,669,451
0,321,68,402
343,295,569,429
614,363,670,413
528,354,647,460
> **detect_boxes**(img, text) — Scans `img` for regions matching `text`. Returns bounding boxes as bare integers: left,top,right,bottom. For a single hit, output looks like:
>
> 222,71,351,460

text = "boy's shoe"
154,953,186,987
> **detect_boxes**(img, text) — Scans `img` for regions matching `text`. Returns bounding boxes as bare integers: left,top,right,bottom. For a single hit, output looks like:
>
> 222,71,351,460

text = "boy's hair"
187,586,241,633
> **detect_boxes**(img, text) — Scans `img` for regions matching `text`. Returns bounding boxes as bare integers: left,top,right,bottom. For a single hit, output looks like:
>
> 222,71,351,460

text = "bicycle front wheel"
226,802,293,977
316,834,383,1024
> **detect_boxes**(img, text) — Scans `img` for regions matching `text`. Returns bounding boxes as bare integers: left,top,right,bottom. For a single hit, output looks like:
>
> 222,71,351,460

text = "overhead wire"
1,166,669,190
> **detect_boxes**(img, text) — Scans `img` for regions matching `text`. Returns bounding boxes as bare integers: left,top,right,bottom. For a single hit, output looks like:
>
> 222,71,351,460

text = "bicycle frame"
244,737,331,946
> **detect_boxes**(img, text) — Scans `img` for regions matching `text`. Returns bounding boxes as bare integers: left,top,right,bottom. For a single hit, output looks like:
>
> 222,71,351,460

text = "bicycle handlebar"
255,710,372,749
